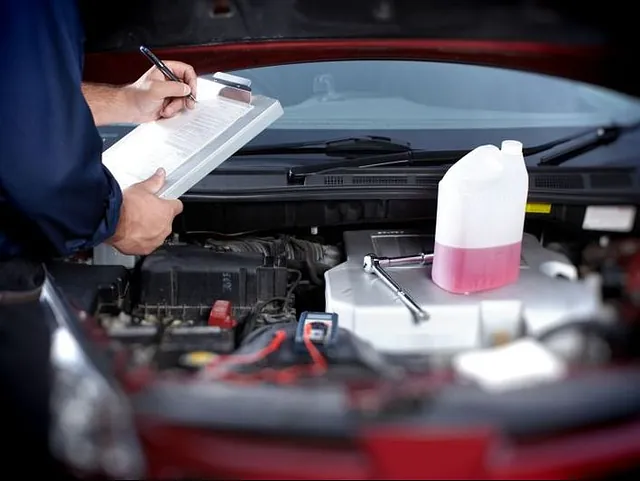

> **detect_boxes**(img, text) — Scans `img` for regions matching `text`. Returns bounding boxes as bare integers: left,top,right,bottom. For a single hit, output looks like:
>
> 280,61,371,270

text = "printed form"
102,77,254,191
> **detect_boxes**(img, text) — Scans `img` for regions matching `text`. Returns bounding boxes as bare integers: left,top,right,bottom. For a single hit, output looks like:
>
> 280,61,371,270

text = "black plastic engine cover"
137,245,288,321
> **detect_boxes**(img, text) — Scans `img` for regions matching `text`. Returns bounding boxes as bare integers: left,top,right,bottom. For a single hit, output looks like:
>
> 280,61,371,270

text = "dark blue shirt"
0,0,122,260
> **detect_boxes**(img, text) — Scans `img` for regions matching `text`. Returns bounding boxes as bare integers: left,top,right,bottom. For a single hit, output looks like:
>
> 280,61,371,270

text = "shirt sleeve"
0,0,122,257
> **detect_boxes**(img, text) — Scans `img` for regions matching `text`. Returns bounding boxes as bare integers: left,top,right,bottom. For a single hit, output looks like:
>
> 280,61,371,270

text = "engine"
50,225,631,381
325,229,604,354
87,235,343,369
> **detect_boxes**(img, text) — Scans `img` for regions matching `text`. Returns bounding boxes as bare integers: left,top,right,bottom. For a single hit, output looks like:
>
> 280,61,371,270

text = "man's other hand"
123,61,198,123
107,168,183,255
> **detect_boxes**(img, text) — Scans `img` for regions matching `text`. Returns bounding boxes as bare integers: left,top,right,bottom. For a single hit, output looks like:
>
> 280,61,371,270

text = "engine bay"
47,222,640,390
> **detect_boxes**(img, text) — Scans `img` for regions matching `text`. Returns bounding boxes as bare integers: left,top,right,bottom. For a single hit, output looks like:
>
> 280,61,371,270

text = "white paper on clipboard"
101,76,283,199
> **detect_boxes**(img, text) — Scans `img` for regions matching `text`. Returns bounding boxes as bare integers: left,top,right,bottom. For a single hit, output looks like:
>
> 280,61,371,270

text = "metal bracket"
362,253,433,322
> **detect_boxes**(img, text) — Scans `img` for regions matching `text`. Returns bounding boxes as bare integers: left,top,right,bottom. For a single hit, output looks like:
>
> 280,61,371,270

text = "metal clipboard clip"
211,71,252,104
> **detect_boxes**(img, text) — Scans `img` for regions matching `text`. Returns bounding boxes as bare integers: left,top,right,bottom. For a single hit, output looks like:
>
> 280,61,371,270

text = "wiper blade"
536,121,640,166
286,120,640,181
236,135,413,157
288,149,464,180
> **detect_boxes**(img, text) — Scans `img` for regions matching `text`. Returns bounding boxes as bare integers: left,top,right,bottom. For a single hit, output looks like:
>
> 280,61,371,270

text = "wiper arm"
236,135,413,157
536,121,640,166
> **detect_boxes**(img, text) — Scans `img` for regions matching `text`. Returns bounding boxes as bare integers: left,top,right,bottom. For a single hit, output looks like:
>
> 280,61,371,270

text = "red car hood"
82,0,638,96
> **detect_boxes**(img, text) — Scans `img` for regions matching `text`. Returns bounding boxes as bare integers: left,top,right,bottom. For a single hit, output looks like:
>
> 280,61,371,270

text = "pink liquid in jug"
431,241,522,294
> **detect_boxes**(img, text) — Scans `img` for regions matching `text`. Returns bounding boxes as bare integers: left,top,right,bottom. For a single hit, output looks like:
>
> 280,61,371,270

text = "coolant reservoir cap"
501,140,523,155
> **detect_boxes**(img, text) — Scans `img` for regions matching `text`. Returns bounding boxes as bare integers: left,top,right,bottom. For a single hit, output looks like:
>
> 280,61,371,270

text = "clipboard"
102,72,283,200
94,73,283,266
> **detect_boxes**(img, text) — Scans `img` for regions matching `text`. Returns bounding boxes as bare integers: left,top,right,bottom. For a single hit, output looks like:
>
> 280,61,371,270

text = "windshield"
206,60,640,168
221,60,640,131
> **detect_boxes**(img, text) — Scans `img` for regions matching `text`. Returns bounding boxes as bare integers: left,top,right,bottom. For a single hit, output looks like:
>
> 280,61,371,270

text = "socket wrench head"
363,253,377,273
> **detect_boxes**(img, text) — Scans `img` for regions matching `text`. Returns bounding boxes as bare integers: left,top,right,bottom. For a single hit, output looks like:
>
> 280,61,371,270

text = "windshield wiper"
536,121,640,166
285,120,640,181
236,135,413,157
287,149,465,180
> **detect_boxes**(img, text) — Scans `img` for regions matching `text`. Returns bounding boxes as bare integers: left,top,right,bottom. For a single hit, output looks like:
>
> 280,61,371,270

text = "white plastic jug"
431,140,529,294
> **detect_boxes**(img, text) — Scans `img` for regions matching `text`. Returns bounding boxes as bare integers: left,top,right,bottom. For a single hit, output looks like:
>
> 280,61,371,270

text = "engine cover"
136,244,289,323
325,229,603,354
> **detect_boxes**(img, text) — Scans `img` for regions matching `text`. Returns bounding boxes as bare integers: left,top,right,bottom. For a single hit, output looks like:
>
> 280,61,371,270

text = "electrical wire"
200,262,322,384
302,323,329,372
203,329,288,378
237,268,302,340
255,268,302,322
203,324,328,384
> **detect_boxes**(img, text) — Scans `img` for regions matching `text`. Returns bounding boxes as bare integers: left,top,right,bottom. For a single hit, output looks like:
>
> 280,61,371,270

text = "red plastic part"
208,300,237,329
137,419,640,480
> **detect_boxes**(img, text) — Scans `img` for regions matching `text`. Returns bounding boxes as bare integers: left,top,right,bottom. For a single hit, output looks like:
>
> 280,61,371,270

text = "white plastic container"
432,140,529,294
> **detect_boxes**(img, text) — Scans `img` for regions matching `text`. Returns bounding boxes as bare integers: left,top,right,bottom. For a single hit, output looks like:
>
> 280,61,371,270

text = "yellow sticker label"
180,351,217,367
525,203,552,214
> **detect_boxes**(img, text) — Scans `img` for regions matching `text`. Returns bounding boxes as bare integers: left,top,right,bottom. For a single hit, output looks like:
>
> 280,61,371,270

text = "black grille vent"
316,171,634,191
416,176,439,186
589,173,633,189
352,176,408,185
534,174,584,190
324,175,344,186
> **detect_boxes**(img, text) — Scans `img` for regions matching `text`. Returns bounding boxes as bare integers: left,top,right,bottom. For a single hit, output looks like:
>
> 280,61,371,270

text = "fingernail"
155,168,165,176
183,84,191,95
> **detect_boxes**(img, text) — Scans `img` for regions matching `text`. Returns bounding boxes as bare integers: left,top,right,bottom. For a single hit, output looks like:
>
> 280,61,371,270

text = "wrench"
363,253,433,322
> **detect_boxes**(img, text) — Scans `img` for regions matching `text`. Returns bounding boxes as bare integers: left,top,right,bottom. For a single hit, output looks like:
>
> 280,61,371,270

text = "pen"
139,45,197,103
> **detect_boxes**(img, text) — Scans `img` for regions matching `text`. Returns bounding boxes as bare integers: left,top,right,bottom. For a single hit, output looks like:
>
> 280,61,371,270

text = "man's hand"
123,61,198,123
107,168,183,255
82,61,198,126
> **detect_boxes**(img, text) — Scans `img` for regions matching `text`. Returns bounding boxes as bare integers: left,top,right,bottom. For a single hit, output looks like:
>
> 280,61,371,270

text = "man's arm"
0,0,122,256
81,82,130,126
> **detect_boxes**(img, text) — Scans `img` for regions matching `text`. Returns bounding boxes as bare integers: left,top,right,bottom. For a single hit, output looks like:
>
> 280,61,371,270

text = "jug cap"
501,140,523,155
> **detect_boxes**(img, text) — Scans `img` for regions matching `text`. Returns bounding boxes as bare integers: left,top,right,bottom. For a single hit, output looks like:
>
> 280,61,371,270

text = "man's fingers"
169,199,184,216
149,79,191,102
163,61,198,99
139,168,166,194
161,98,187,118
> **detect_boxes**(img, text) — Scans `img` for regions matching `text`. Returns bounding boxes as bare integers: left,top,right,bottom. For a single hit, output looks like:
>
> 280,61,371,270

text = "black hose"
537,319,635,360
